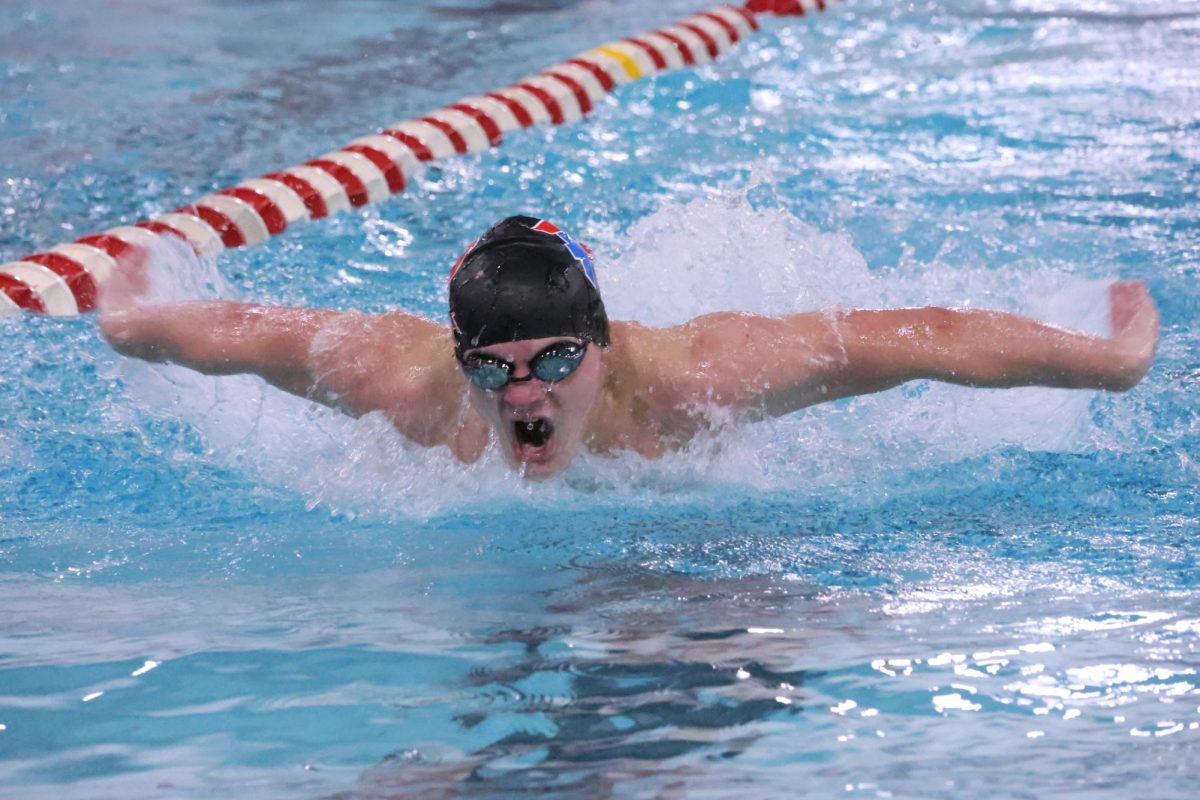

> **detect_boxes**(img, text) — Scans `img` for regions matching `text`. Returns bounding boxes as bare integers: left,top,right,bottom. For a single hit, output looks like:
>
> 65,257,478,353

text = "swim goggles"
458,341,587,391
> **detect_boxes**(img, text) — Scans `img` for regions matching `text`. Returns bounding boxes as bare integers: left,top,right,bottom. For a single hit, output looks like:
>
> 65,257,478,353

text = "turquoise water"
2,0,1199,797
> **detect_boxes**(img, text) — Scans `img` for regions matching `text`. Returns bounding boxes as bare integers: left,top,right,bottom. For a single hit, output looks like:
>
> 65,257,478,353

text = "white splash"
103,189,1119,517
603,189,1113,489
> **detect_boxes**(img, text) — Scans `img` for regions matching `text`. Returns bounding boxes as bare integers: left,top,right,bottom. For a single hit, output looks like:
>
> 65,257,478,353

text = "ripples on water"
1,0,1198,797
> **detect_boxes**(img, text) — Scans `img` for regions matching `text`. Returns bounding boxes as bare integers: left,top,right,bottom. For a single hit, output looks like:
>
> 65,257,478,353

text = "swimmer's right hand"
1105,280,1159,391
97,246,157,357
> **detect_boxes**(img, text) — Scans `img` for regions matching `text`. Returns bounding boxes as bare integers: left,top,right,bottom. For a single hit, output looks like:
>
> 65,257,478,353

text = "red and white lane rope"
0,0,838,319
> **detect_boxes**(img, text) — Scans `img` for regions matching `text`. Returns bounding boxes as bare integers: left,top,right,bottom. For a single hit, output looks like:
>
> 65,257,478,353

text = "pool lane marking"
528,71,590,118
174,204,245,248
512,78,573,124
283,165,352,216
0,2,842,317
730,4,761,30
563,58,618,92
433,107,500,150
374,130,433,164
640,32,689,70
217,187,290,235
699,9,746,41
417,114,471,154
316,151,391,204
748,0,825,16
0,275,30,313
105,225,168,252
135,220,193,248
452,98,522,136
197,194,273,246
20,252,99,311
623,36,670,71
305,157,371,207
257,173,326,221
693,12,737,49
341,145,408,194
444,104,505,146
680,20,722,58
595,44,648,79
544,68,603,115
654,29,699,66
592,46,648,80
479,92,533,128
565,65,614,101
667,24,710,63
75,234,134,262
0,261,78,315
493,85,555,126
231,180,310,226
344,135,426,182
50,241,121,285
153,212,225,257
386,120,457,159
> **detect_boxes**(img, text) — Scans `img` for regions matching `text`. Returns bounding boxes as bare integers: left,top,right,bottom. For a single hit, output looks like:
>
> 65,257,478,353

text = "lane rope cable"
0,0,839,318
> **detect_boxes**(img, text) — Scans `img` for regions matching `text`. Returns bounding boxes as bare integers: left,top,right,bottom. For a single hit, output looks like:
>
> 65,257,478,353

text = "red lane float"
1,1,839,318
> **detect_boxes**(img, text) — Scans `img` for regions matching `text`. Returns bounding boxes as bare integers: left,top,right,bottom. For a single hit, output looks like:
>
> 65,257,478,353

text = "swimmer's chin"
504,438,574,481
503,450,567,481
509,443,566,481
517,462,565,481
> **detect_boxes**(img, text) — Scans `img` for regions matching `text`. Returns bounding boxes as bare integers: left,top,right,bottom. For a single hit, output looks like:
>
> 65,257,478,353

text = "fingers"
1108,280,1148,308
1104,280,1159,389
98,245,151,313
1108,280,1157,337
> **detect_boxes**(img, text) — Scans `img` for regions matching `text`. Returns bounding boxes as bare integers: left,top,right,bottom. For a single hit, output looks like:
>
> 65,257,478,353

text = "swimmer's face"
460,336,605,479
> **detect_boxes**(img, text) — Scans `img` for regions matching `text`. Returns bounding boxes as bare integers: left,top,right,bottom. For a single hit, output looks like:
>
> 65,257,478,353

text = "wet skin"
461,336,606,479
100,258,1160,481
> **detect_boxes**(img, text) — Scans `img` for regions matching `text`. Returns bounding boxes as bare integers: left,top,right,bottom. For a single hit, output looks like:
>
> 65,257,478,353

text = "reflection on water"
2,0,1198,797
328,570,825,798
1,539,1198,798
301,562,1198,799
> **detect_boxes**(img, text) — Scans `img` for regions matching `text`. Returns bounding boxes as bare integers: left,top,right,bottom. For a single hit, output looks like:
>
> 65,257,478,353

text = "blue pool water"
2,0,1198,796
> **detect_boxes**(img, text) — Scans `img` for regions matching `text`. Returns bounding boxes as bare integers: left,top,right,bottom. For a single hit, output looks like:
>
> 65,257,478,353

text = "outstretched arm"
101,300,342,399
672,281,1158,416
97,254,452,418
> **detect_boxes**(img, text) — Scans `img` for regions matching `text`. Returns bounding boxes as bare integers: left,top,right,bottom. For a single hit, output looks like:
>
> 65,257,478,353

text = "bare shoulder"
309,310,444,374
309,310,465,436
605,320,690,401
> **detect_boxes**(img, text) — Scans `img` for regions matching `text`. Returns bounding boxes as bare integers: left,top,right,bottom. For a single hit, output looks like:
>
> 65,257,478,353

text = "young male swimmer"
100,215,1160,480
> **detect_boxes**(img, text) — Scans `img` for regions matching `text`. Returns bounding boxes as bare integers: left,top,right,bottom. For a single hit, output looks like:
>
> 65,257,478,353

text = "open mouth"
513,418,554,450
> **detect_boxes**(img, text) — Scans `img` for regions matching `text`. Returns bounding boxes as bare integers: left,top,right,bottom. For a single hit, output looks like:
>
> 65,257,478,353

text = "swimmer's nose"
501,369,549,404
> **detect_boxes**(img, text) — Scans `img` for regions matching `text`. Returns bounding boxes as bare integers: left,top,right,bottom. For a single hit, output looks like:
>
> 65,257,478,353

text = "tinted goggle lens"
531,345,585,381
462,361,511,390
461,342,586,390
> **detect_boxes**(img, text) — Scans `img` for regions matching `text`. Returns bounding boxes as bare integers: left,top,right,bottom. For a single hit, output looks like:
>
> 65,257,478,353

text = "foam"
600,188,1113,489
105,187,1119,518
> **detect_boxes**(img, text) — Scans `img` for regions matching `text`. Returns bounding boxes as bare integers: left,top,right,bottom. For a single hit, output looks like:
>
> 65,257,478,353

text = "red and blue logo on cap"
531,219,599,288
449,218,599,288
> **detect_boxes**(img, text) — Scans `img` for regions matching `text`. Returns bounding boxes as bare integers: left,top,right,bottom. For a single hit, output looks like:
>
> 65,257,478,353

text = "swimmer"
99,215,1160,479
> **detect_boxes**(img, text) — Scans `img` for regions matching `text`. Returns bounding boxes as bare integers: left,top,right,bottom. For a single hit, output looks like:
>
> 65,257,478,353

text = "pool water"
2,0,1198,797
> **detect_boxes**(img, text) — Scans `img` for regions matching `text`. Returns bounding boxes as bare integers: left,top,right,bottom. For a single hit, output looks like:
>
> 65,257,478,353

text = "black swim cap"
448,215,610,357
